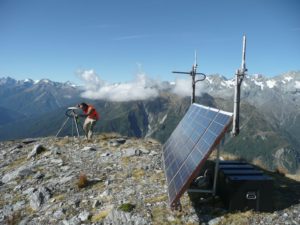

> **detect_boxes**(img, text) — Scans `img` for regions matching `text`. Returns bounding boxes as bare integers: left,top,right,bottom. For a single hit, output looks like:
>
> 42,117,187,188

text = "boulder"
29,186,52,210
27,144,46,159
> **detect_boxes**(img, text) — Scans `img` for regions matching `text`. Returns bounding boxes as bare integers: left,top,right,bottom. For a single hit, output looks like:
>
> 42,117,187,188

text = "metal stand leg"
72,116,80,137
56,117,70,137
212,144,221,196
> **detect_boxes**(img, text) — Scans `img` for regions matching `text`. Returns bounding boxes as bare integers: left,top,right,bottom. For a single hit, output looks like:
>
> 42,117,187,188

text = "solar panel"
163,103,233,207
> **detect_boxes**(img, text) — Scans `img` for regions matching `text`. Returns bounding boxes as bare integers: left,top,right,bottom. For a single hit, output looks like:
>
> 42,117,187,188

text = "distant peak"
0,76,17,85
64,81,78,87
23,78,33,83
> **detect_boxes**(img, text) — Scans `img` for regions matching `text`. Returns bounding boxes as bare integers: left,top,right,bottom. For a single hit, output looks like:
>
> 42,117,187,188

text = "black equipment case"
217,161,273,212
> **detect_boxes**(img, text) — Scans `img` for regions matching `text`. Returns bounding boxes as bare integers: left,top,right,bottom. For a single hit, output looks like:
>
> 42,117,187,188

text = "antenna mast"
173,51,206,104
232,35,247,136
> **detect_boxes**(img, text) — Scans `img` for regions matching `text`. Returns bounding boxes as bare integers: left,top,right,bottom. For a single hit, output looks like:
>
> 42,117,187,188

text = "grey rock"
123,148,136,157
149,150,158,156
29,186,52,210
78,211,91,221
2,205,13,216
27,144,46,159
74,198,81,207
109,141,120,147
103,209,148,225
33,171,45,180
109,138,126,147
18,168,34,177
101,152,110,157
53,209,66,219
22,139,38,144
82,146,97,151
63,216,81,225
139,148,150,154
9,144,23,151
50,158,64,166
58,175,74,184
18,217,30,225
2,165,33,183
93,199,102,208
208,216,224,225
23,187,35,195
2,170,19,183
116,138,126,144
13,200,26,211
123,148,141,157
51,147,62,155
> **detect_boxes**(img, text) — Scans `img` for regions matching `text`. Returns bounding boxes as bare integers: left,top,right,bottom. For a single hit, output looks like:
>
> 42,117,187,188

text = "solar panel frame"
162,103,233,207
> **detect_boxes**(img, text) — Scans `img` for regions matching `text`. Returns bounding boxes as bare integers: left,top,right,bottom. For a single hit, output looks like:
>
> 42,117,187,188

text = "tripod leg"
73,116,80,137
56,117,70,137
77,120,85,133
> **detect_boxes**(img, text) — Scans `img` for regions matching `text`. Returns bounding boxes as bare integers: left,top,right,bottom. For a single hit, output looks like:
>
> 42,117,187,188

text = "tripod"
56,107,82,138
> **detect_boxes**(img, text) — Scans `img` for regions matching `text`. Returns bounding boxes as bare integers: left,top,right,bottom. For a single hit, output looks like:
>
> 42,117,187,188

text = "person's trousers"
83,117,97,140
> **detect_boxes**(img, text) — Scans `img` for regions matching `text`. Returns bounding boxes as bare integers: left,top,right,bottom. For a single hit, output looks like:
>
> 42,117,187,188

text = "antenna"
173,51,206,104
232,35,247,136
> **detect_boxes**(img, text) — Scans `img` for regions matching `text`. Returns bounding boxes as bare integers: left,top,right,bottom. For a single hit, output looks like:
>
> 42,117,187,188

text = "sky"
0,0,299,84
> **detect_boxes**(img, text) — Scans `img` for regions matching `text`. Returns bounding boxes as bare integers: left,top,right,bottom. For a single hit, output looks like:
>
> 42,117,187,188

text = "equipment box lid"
221,169,263,176
219,164,254,170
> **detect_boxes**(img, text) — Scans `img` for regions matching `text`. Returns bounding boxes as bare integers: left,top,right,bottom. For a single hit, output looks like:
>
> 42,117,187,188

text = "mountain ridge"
0,71,299,173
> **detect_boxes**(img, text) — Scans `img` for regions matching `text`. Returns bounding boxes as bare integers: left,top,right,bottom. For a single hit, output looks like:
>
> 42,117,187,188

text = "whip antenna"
173,51,206,104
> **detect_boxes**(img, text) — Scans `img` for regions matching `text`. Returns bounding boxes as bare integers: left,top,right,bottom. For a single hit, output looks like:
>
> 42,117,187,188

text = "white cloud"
172,78,205,97
295,81,300,89
77,70,159,102
77,69,205,102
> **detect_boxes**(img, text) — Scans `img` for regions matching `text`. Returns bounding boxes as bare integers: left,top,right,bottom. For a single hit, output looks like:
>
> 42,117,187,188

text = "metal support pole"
187,142,222,196
212,144,221,196
232,35,247,136
192,75,196,104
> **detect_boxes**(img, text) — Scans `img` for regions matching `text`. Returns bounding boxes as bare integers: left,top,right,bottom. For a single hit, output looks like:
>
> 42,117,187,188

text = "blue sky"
0,0,299,83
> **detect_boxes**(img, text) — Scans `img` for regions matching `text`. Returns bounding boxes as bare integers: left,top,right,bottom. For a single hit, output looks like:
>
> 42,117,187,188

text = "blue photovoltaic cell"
162,103,233,207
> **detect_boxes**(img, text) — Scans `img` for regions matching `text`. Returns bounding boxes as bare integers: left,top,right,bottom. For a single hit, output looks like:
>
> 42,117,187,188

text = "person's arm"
86,106,95,116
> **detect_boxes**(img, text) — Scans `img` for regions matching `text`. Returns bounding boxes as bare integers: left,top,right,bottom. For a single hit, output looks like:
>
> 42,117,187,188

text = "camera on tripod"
56,106,82,138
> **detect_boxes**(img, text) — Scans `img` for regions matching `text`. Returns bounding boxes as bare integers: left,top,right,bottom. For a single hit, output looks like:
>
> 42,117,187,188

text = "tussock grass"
217,210,254,225
151,206,183,225
121,156,130,165
118,203,135,212
77,172,89,189
252,157,269,171
144,194,167,204
5,211,22,225
132,168,145,180
91,209,111,222
3,156,27,172
53,194,65,201
56,138,71,147
97,133,121,141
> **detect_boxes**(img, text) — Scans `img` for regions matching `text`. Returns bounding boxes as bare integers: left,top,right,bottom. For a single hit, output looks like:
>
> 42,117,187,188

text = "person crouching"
77,102,99,140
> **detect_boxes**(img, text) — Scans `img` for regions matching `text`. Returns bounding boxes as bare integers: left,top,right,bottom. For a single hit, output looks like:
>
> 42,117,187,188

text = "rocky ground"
0,133,300,225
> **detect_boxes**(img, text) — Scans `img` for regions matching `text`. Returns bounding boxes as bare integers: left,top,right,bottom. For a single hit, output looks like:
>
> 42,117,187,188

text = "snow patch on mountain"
206,77,213,84
254,80,264,90
284,76,293,82
266,80,277,88
224,79,235,88
159,114,168,124
24,79,33,83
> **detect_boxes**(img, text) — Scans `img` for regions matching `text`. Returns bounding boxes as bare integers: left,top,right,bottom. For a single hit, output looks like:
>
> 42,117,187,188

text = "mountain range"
0,71,299,173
